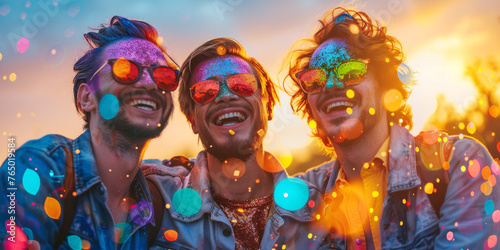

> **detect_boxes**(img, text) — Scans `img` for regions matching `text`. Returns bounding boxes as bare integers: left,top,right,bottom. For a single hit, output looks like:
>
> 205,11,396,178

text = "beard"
95,89,173,143
198,109,267,162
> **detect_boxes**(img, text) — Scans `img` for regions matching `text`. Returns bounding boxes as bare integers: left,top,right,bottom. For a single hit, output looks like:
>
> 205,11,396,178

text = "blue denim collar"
172,151,315,223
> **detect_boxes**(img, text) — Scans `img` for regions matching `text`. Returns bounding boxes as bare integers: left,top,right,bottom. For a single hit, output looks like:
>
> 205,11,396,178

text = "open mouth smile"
214,111,247,126
128,99,159,111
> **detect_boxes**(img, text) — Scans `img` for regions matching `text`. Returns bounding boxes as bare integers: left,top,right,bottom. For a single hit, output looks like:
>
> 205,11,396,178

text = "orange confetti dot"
481,182,493,195
488,235,497,248
468,160,480,178
488,175,496,187
44,197,61,219
489,105,499,118
82,240,91,249
470,191,474,196
383,89,403,112
164,230,178,241
482,166,492,180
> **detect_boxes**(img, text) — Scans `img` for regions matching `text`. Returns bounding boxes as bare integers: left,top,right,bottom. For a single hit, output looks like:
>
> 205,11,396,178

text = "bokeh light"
172,188,201,216
68,3,80,17
44,197,61,219
45,44,66,67
466,122,476,134
164,229,178,241
468,160,480,178
221,158,246,179
99,94,119,120
9,73,16,82
488,235,497,249
22,168,40,195
446,231,453,241
340,118,363,140
274,177,309,211
67,235,82,250
484,199,494,215
492,210,500,223
383,89,403,112
0,4,11,16
424,182,434,194
16,37,29,54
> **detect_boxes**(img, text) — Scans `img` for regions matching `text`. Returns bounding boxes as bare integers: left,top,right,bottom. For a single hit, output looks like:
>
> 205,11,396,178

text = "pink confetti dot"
488,235,497,248
492,210,500,223
17,37,29,54
468,160,480,178
446,231,453,241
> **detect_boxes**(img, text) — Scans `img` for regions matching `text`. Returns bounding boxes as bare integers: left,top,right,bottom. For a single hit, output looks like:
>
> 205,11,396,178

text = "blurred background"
1,0,499,175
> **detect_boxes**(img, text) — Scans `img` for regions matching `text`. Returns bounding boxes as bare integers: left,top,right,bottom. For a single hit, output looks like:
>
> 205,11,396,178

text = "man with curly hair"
284,7,500,249
0,16,180,249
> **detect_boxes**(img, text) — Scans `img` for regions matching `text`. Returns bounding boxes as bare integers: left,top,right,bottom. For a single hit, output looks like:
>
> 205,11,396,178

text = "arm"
0,146,67,250
434,137,500,249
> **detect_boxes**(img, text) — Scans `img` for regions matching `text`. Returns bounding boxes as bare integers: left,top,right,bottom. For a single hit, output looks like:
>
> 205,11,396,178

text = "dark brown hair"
283,7,413,150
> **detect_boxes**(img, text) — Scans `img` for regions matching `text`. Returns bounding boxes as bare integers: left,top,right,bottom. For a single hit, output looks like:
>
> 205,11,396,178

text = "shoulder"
294,160,335,192
19,134,72,156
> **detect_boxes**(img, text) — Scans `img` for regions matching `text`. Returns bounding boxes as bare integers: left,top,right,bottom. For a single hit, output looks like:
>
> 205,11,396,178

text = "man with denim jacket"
284,7,500,250
144,37,330,249
0,16,181,249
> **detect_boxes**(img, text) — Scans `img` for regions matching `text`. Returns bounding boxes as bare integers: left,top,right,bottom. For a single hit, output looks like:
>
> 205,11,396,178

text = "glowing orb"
67,235,82,250
99,94,119,120
44,197,61,219
22,168,40,195
173,188,201,216
274,178,309,211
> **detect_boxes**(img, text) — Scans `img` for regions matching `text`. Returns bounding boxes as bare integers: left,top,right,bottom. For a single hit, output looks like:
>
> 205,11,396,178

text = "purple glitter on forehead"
191,55,253,84
309,39,355,69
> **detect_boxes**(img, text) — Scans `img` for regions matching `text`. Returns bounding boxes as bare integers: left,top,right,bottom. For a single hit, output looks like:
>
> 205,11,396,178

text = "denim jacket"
0,130,153,249
302,126,500,249
143,151,332,249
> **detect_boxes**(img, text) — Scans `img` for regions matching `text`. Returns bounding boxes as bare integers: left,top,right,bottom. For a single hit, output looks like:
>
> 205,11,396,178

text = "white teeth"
129,99,157,111
326,101,354,113
215,112,246,126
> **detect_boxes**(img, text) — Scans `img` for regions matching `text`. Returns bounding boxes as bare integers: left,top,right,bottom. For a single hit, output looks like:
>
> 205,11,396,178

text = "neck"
89,127,150,204
333,122,390,181
207,147,274,200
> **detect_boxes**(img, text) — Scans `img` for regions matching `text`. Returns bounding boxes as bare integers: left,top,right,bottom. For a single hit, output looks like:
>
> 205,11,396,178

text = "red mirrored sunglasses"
190,73,258,104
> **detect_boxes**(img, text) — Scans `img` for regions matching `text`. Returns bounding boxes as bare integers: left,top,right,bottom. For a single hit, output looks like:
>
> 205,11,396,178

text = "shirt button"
355,239,362,245
223,229,231,236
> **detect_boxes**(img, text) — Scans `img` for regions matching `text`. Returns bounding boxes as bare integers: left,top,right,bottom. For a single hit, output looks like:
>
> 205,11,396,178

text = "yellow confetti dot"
381,152,387,157
228,129,235,135
9,73,16,81
308,120,317,129
479,99,484,105
346,89,355,98
282,245,287,250
369,108,375,115
157,36,164,44
459,134,464,140
0,52,2,61
257,129,265,137
466,122,476,134
390,122,394,126
385,57,390,63
349,23,359,34
332,192,337,198
237,208,244,213
436,178,440,183
369,207,374,213
402,199,406,204
44,197,61,219
346,107,353,114
458,122,465,130
461,166,466,172
109,169,112,172
372,191,379,198
424,182,434,194
75,149,80,154
383,89,403,112
16,113,21,118
316,214,321,220
308,233,313,239
374,216,379,221
166,203,171,209
400,221,403,226
157,123,161,127
415,147,420,153
363,163,369,169
470,191,474,197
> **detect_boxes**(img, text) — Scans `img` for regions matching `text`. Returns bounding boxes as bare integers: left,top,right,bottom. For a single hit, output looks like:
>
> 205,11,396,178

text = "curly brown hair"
179,37,279,123
283,7,413,150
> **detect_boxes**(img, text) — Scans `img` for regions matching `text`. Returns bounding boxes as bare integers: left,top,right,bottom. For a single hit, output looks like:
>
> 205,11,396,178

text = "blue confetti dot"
173,188,201,216
67,235,82,250
22,228,33,241
99,94,119,120
22,168,40,195
485,199,494,215
397,62,412,85
274,178,309,211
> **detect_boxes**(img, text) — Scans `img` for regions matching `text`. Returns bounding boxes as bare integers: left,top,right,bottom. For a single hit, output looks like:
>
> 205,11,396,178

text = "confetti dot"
64,26,75,38
461,166,466,172
485,200,494,215
157,36,164,44
44,197,61,219
308,200,315,208
424,182,434,194
75,149,80,154
46,44,66,67
222,158,246,179
369,108,375,115
3,76,6,80
23,168,40,195
372,191,379,198
481,182,493,195
17,37,29,54
488,235,497,248
346,107,353,114
67,3,80,17
228,129,235,135
374,216,379,221
22,227,33,241
164,230,178,241
172,188,201,216
0,52,2,61
332,192,337,198
488,175,496,187
400,221,403,226
340,118,363,140
217,46,227,55
458,122,465,130
383,89,403,112
308,233,313,239
369,207,374,213
9,73,16,81
466,122,476,134
0,4,11,16
482,167,492,180
349,23,359,34
459,134,464,140
468,160,480,178
257,129,265,137
82,240,91,249
308,120,317,129
346,89,355,98
489,105,499,118
67,235,82,250
446,231,453,241
443,161,450,170
274,178,309,211
99,94,119,119
492,210,500,223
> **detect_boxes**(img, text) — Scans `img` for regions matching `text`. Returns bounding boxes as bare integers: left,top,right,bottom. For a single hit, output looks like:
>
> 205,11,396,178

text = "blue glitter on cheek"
310,39,354,70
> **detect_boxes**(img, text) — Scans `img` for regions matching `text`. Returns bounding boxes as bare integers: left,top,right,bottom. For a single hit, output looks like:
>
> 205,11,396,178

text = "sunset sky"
1,0,499,169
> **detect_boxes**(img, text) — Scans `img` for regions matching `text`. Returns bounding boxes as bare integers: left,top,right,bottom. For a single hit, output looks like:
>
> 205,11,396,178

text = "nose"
214,81,238,103
323,72,344,92
135,67,158,91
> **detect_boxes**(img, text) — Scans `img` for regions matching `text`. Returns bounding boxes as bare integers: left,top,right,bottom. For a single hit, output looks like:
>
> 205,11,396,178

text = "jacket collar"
324,125,421,195
171,151,317,223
